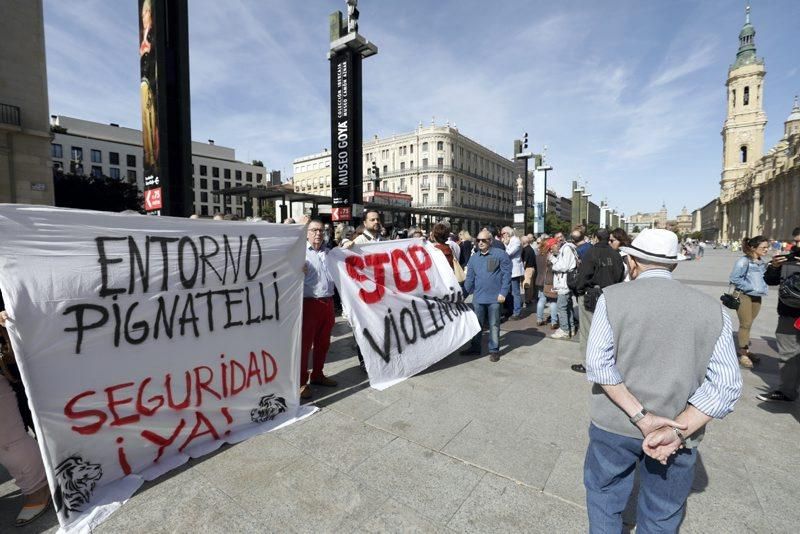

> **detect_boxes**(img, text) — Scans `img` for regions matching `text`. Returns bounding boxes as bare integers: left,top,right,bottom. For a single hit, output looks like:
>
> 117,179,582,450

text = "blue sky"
43,0,799,218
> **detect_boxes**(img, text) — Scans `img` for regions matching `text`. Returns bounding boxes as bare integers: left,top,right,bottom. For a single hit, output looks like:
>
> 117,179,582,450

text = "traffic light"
522,132,528,150
371,161,379,178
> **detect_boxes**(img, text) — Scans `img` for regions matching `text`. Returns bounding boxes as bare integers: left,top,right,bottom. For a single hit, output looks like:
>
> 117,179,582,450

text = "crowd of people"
727,227,800,404
2,209,799,530
295,215,800,530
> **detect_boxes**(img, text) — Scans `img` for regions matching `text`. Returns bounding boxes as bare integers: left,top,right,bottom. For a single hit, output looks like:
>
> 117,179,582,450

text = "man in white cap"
583,229,742,532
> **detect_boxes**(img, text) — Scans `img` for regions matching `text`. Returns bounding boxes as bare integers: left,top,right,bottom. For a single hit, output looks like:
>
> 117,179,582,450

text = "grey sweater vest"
590,276,723,443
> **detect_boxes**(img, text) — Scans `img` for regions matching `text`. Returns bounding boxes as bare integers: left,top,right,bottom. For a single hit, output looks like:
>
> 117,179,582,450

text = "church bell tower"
720,3,767,203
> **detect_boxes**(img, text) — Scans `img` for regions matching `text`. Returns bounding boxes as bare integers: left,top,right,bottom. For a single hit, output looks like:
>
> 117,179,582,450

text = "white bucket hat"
620,229,687,264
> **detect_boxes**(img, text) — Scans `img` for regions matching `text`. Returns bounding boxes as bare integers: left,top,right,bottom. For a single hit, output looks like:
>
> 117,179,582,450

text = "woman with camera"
729,235,770,368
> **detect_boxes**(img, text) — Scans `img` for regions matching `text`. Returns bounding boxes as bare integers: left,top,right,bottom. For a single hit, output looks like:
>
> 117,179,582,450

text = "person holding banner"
346,210,384,371
0,310,52,526
462,230,512,362
300,220,338,399
352,210,384,246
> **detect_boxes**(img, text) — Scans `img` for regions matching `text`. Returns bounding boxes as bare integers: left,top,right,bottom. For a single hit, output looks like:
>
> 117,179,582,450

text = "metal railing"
412,199,512,217
370,165,512,190
0,103,21,127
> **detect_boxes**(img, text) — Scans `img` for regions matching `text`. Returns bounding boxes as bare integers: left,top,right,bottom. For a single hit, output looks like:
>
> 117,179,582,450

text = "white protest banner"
0,205,314,533
328,239,480,390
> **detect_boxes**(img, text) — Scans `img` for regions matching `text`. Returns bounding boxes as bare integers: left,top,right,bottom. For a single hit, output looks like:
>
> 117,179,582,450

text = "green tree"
251,160,264,167
545,211,570,235
259,202,276,222
54,172,143,213
633,225,641,233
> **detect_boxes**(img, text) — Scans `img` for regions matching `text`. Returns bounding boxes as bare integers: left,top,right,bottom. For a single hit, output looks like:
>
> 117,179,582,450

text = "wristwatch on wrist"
629,408,648,424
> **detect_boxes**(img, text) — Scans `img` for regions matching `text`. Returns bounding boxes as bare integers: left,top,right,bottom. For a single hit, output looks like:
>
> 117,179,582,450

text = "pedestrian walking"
583,229,742,533
729,236,770,368
299,220,338,399
757,226,800,403
462,230,511,362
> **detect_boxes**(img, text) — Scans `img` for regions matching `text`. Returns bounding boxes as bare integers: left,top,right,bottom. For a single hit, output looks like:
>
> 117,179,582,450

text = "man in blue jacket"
462,229,512,362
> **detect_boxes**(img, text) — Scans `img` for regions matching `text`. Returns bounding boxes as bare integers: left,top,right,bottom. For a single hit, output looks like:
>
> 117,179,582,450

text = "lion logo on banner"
250,394,287,423
53,455,103,517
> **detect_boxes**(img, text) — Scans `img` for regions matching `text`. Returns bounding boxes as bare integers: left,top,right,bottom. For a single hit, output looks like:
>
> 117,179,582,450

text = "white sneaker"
551,330,570,340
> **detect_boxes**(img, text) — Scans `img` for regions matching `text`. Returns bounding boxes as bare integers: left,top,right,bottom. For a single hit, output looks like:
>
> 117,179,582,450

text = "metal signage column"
328,1,377,223
513,134,532,233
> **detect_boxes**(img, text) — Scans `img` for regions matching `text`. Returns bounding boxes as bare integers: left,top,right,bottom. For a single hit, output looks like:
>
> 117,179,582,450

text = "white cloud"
42,0,799,217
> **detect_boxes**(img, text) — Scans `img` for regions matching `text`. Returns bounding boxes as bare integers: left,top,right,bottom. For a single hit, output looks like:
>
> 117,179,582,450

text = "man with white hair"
501,226,524,320
583,229,742,532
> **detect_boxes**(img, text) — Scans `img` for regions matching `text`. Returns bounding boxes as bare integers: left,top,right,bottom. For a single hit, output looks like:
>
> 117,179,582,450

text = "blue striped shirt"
304,243,334,298
585,269,742,418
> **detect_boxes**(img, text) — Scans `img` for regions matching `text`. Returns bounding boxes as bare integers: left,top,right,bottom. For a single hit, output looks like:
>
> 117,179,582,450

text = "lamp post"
534,156,552,235
582,191,591,228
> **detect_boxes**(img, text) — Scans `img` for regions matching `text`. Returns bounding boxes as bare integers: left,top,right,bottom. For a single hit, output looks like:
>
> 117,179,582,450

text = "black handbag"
584,286,603,312
720,286,741,310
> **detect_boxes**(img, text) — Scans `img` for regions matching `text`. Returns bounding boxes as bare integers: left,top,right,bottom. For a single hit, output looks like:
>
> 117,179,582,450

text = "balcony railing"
411,199,512,218
367,165,512,189
0,103,21,127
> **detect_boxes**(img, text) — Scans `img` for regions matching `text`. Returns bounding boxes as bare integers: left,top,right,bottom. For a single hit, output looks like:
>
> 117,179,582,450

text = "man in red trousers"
300,219,338,399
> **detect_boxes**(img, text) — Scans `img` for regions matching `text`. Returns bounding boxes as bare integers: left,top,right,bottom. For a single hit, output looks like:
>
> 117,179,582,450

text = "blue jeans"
471,302,500,353
536,286,558,324
584,424,696,534
510,277,522,317
557,292,574,333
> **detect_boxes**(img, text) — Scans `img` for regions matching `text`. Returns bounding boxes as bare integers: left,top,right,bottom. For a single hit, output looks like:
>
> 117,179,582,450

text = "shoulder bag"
720,285,741,310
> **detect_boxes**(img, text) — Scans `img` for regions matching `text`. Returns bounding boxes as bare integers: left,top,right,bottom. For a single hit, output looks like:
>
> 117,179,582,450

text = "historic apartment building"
50,116,267,217
628,203,669,230
293,122,516,231
0,0,54,205
717,7,800,241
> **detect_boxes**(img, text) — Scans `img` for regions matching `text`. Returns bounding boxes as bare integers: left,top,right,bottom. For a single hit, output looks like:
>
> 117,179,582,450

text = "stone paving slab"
441,419,562,490
3,249,800,533
446,472,586,533
350,437,485,525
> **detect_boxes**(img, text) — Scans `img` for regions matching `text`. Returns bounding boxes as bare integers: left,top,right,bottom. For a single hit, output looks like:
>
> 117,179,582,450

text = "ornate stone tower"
720,3,767,203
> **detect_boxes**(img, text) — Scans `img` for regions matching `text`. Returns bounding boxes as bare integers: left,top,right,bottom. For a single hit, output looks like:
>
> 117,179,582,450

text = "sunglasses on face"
476,238,491,243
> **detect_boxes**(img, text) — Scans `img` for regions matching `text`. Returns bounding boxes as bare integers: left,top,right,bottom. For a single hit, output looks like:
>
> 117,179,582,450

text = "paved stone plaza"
2,249,798,533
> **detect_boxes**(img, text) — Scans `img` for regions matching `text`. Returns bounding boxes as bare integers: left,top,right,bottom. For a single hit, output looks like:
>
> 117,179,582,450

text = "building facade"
546,189,572,225
0,0,54,205
675,206,693,234
628,203,669,230
719,6,800,241
293,123,517,233
569,181,601,228
50,116,266,217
